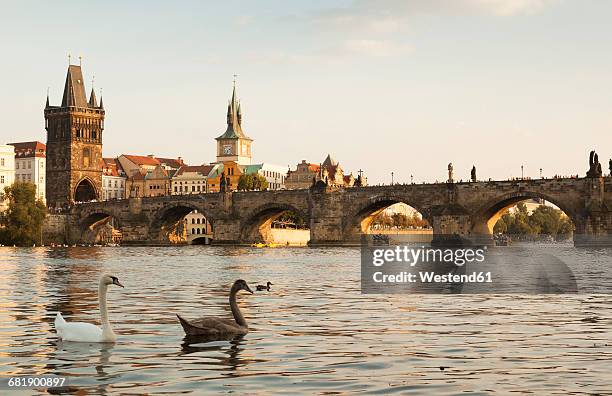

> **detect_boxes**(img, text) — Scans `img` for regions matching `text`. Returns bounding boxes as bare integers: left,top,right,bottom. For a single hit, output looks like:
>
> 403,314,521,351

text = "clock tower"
215,82,252,164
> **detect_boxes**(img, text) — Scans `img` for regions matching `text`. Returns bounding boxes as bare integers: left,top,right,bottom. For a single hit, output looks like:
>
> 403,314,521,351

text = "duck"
256,281,273,291
54,275,124,343
176,279,254,337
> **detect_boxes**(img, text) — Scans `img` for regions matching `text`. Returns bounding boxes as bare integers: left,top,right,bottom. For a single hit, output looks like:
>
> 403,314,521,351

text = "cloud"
250,0,556,63
234,15,254,26
343,39,412,57
313,0,556,33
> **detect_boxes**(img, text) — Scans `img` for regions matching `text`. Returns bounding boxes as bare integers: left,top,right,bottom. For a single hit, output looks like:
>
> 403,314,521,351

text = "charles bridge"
49,175,612,247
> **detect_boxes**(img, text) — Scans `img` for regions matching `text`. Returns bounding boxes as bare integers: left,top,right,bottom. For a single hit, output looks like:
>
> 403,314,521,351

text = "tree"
492,203,574,240
237,173,269,191
274,210,308,228
0,182,47,246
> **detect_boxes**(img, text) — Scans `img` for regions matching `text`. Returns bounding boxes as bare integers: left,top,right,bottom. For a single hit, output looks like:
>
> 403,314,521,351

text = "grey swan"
177,279,254,336
256,281,273,291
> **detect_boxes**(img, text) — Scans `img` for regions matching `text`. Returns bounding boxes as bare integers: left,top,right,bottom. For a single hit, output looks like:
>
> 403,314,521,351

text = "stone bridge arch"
240,202,310,244
470,190,585,235
343,193,434,241
77,207,123,244
148,201,215,244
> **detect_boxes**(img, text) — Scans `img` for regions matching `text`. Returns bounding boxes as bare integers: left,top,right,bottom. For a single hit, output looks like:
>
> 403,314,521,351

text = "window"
28,161,31,169
82,148,91,167
0,176,4,183
0,158,4,166
15,162,19,169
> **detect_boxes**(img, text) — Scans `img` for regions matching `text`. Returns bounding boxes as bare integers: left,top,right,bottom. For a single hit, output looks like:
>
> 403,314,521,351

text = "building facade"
285,154,365,189
125,164,175,198
9,141,46,202
243,163,287,190
44,63,104,207
215,83,253,165
101,158,126,200
184,209,213,244
172,165,213,195
0,145,16,211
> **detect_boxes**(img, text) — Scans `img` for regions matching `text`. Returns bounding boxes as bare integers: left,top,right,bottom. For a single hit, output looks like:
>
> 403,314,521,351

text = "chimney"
147,154,155,158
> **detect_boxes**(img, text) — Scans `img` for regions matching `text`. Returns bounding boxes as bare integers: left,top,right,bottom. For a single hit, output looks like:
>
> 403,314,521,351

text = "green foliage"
237,173,269,191
0,182,47,246
493,203,573,240
274,210,308,229
371,212,429,229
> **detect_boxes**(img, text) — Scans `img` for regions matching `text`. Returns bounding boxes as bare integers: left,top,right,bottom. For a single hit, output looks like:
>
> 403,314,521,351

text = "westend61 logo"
360,235,586,294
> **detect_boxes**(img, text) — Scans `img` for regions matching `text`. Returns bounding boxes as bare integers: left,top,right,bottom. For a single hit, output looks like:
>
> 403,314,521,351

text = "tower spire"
45,87,50,108
88,75,98,107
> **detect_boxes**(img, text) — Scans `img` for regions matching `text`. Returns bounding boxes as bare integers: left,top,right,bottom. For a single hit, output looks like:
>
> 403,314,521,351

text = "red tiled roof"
9,141,46,158
308,163,320,172
123,154,160,166
175,165,214,176
156,157,185,169
129,171,147,181
325,164,338,179
100,157,126,177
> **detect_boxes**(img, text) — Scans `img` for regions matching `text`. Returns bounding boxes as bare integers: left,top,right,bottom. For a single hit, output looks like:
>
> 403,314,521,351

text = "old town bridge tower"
44,63,104,207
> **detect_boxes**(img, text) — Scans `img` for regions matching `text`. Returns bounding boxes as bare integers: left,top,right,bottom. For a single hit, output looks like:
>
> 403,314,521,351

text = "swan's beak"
113,279,124,288
245,285,254,294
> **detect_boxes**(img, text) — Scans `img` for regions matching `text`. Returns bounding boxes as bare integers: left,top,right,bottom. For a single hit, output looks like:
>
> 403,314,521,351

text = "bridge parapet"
57,177,611,246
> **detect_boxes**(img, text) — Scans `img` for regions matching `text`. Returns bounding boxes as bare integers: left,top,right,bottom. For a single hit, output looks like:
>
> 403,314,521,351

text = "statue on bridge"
471,165,476,182
587,150,603,178
447,163,454,183
220,172,227,192
609,158,612,177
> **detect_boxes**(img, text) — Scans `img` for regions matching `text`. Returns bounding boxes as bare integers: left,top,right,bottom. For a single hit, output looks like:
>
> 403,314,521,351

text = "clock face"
223,145,232,155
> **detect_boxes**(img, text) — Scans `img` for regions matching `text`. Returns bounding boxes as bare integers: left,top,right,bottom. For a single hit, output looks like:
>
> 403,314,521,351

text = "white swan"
54,274,124,343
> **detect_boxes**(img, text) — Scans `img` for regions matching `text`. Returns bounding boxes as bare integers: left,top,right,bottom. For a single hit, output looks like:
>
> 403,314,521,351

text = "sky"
1,0,611,184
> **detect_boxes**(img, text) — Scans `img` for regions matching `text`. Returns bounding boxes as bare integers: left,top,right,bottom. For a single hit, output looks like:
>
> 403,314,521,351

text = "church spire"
61,64,88,108
216,78,250,140
88,88,98,107
45,88,50,108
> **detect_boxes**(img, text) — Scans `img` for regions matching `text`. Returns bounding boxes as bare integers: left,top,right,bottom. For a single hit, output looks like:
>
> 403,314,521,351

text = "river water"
0,246,611,395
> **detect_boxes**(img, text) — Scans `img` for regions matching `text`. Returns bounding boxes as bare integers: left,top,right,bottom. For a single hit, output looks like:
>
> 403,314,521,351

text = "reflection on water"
0,245,610,394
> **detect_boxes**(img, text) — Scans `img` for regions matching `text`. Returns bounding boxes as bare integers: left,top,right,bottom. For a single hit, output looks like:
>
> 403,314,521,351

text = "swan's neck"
229,290,247,328
99,282,115,338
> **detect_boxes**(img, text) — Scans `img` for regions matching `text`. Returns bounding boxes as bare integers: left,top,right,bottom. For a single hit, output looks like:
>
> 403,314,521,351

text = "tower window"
83,148,91,168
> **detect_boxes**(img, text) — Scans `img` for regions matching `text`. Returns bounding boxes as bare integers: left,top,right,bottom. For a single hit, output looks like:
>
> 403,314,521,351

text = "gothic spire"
88,87,98,107
61,65,88,108
216,79,250,140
